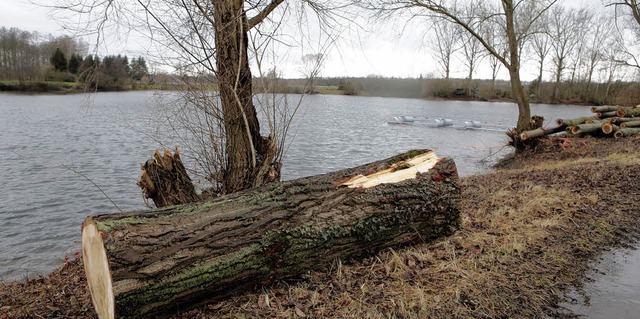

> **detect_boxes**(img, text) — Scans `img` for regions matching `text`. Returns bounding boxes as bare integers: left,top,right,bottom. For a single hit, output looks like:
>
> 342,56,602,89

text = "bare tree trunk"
503,0,531,131
552,59,563,103
537,58,544,98
509,69,531,130
213,2,280,194
466,67,473,97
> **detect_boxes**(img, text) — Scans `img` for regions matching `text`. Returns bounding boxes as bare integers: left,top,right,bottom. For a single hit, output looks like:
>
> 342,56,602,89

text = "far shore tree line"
259,1,640,107
0,26,150,91
265,75,639,107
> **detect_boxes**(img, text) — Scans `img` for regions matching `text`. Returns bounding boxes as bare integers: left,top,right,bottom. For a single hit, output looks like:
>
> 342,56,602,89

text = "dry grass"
1,136,639,319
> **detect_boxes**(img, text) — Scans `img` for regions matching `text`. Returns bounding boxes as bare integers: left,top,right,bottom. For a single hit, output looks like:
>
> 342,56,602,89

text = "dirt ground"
2,136,639,319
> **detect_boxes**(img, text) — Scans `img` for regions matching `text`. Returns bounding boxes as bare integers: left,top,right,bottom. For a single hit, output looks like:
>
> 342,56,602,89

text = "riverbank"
1,136,639,318
0,81,626,107
0,81,163,94
0,81,81,93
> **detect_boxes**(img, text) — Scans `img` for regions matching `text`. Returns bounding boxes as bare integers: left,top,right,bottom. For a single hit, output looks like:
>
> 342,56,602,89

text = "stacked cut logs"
520,104,640,141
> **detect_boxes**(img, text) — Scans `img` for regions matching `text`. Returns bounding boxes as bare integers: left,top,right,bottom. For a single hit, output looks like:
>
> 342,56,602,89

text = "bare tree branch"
248,0,286,29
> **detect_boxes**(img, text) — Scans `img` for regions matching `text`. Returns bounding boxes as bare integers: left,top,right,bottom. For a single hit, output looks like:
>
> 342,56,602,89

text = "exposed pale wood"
82,218,115,319
337,152,439,188
601,123,619,135
520,128,546,140
82,150,461,319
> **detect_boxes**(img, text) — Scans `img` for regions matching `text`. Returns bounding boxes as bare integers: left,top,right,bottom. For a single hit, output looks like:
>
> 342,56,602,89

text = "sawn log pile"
520,104,640,140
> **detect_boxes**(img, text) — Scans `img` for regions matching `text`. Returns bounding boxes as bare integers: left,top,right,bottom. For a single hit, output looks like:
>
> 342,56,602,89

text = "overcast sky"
0,0,596,80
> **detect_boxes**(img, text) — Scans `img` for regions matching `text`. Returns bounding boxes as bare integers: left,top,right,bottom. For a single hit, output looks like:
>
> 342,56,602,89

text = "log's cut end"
82,217,115,319
337,151,440,188
601,123,618,135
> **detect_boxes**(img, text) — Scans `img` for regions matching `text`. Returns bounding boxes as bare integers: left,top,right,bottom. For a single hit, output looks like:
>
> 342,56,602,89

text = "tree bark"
556,116,599,126
614,127,640,138
82,150,461,319
597,111,618,119
591,105,619,113
137,149,199,208
616,108,640,118
519,125,566,140
571,123,604,134
620,121,640,128
213,1,280,195
614,117,640,124
552,57,564,103
503,0,531,132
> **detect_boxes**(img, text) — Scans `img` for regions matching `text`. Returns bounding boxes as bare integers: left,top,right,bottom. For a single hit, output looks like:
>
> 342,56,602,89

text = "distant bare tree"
567,10,593,86
581,13,616,96
357,0,559,136
606,0,640,69
608,0,640,25
458,5,486,98
429,19,459,79
530,29,550,97
460,35,484,97
0,27,87,83
481,21,504,97
548,6,587,102
300,53,326,93
599,27,629,102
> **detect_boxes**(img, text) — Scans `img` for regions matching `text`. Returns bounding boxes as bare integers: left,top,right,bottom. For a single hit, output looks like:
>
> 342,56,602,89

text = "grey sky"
0,0,613,80
1,1,61,34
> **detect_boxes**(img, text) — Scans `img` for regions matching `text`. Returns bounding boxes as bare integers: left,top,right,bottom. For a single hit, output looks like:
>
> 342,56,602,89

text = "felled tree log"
591,105,620,113
585,118,614,124
615,117,640,124
596,111,618,119
137,149,199,208
614,128,640,138
571,123,604,134
519,125,566,140
620,121,640,128
82,150,461,319
556,116,597,126
616,108,640,118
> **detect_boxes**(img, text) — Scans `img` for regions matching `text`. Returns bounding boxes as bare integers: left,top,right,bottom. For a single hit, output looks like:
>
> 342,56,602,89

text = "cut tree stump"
82,150,461,319
137,149,199,208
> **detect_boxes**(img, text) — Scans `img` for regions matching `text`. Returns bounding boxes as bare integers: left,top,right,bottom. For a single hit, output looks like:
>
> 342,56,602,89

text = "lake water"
2,91,630,317
563,248,640,318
